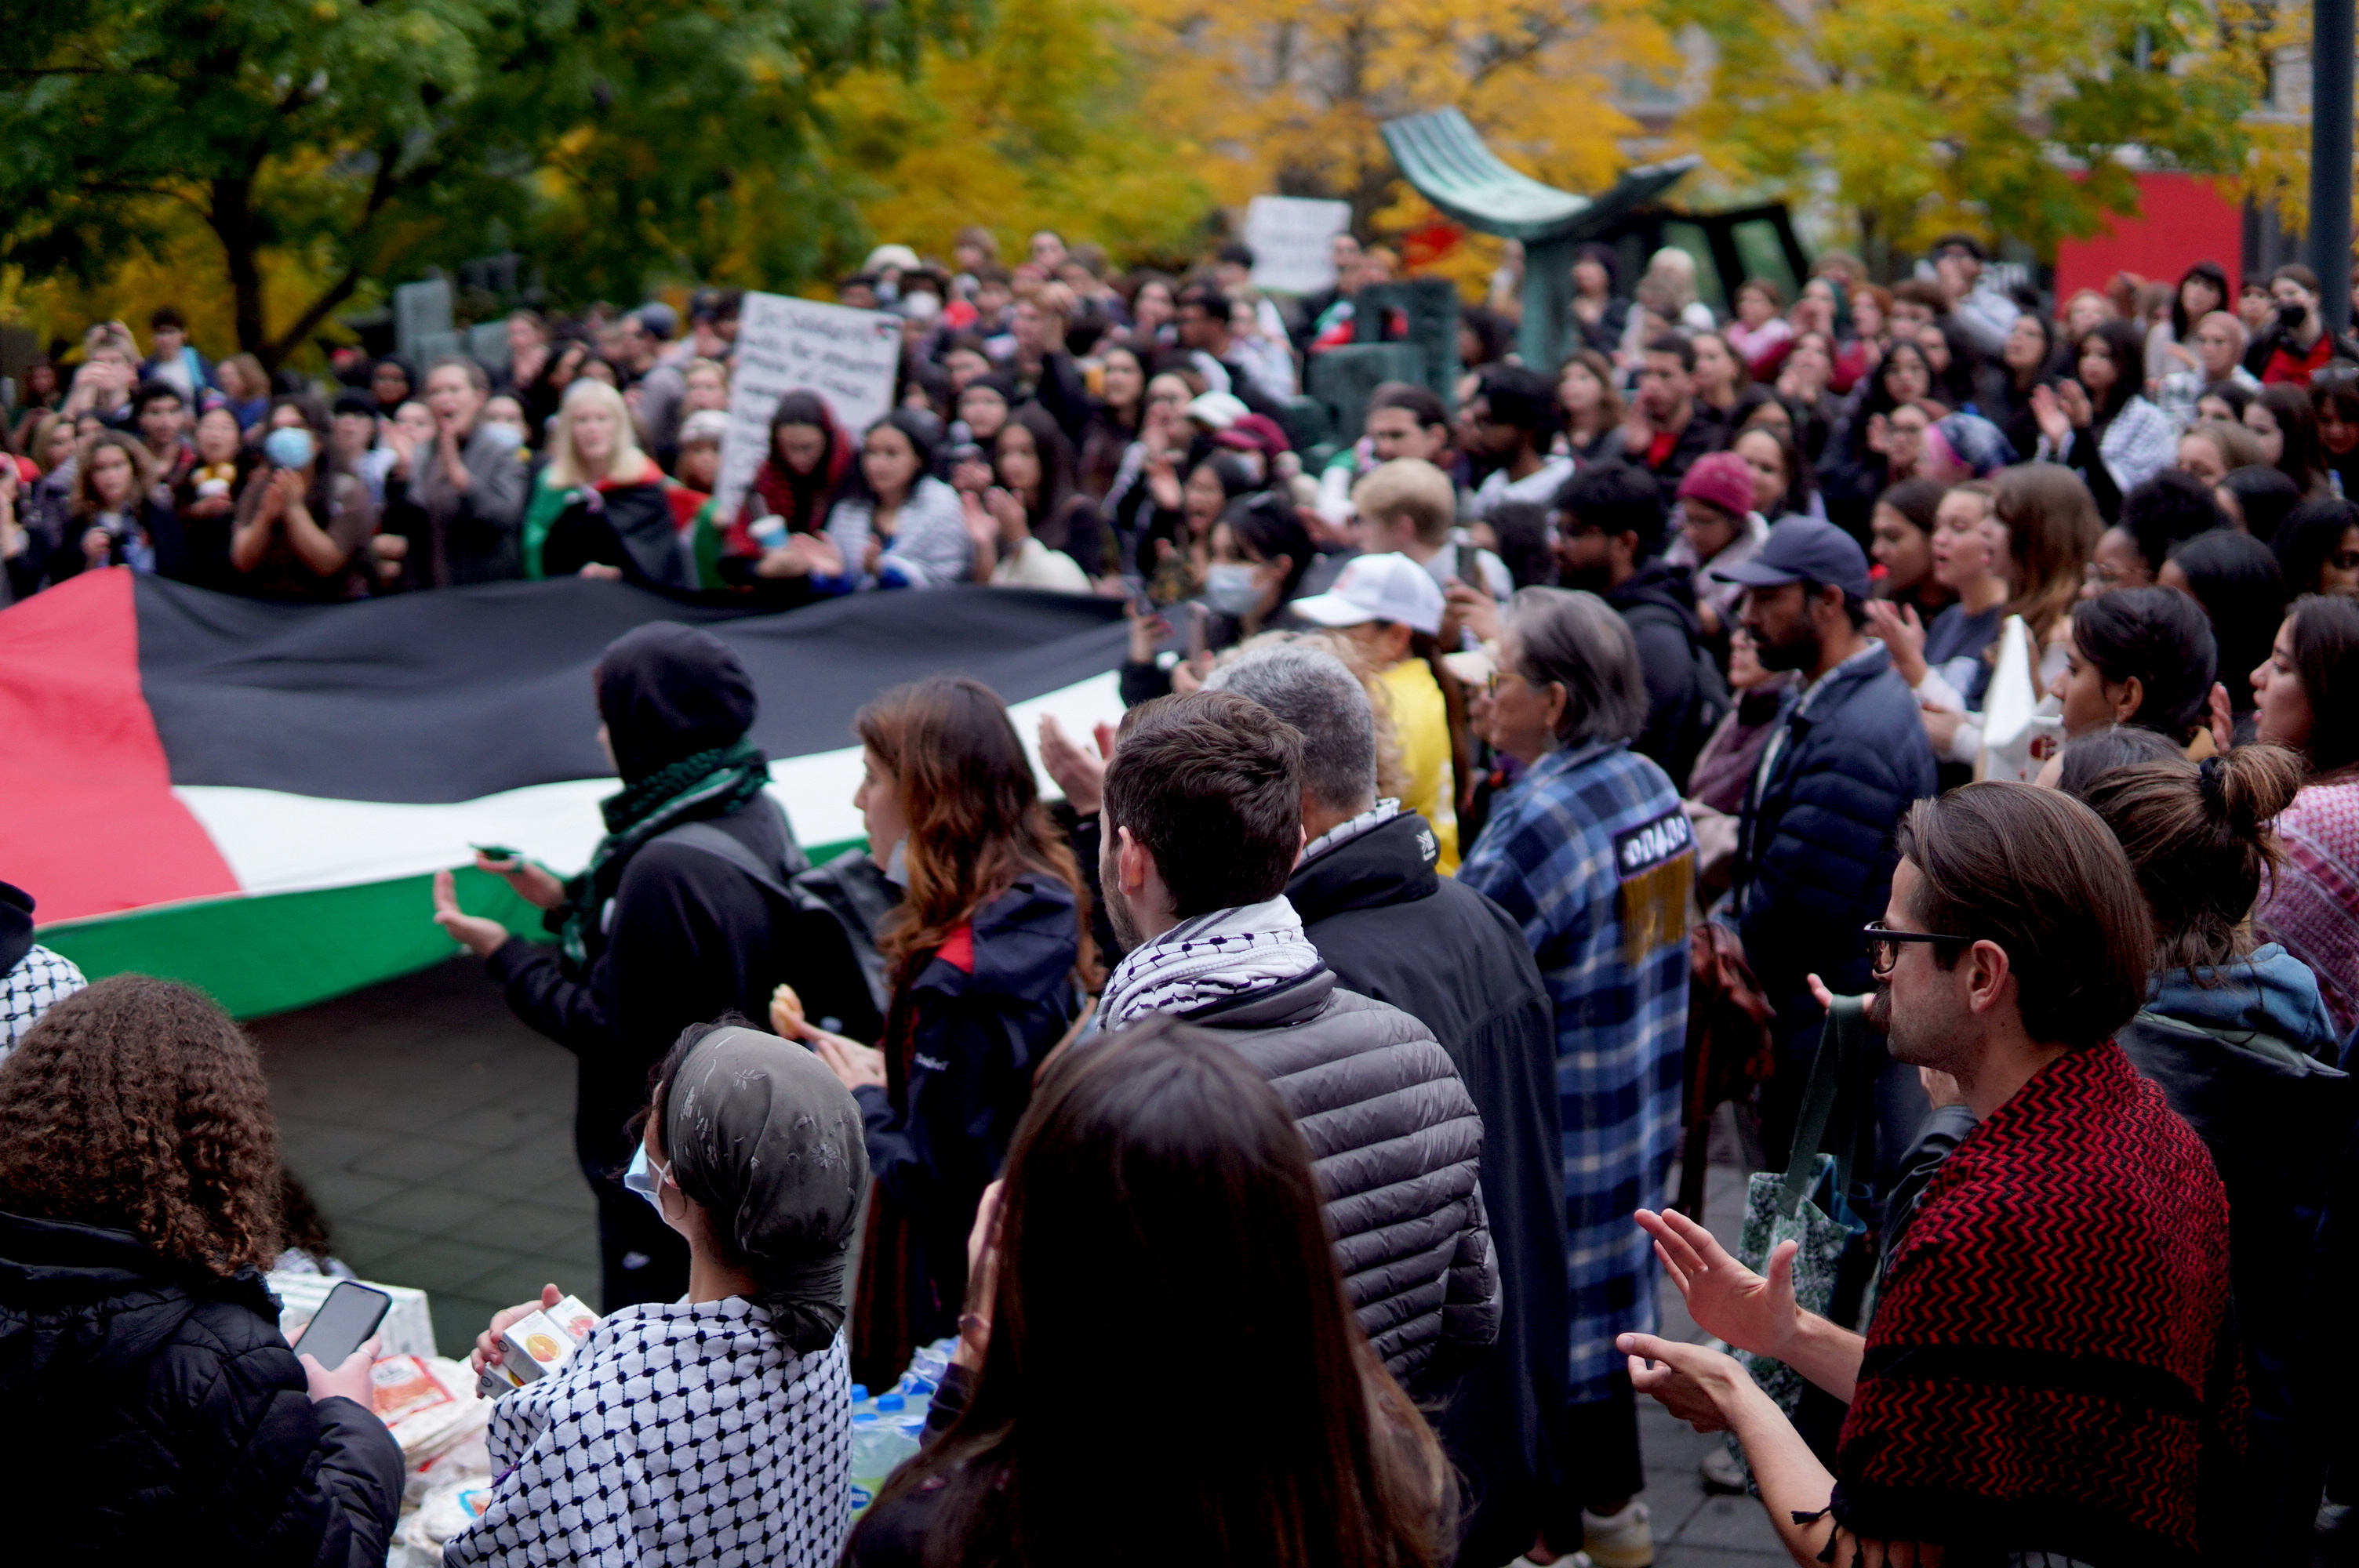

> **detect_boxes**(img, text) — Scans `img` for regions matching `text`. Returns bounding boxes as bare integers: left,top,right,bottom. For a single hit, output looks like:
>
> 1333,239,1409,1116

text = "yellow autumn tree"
1667,0,2257,262
810,0,1216,273
1121,0,1678,289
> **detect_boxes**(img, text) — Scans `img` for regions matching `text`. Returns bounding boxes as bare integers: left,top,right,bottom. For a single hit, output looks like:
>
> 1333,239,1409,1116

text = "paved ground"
254,956,1786,1565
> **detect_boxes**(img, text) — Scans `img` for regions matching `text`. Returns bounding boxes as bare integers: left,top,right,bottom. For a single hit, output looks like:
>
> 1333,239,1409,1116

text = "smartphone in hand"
290,1280,391,1369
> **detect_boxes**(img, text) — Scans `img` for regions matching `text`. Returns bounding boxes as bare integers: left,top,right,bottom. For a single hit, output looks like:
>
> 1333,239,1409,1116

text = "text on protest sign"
715,292,901,527
1244,197,1354,296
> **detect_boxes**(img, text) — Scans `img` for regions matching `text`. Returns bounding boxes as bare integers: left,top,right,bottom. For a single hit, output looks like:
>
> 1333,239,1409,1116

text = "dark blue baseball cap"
1721,517,1872,601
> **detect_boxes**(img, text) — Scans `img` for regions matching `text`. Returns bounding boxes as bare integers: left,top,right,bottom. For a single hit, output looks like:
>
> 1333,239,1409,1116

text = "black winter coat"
1608,561,1721,788
1735,644,1936,1061
0,1212,403,1566
1183,966,1501,1396
1288,811,1567,1566
489,798,867,1203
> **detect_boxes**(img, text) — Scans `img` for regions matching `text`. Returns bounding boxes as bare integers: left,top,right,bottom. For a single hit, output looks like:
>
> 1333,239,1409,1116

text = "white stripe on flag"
174,671,1125,896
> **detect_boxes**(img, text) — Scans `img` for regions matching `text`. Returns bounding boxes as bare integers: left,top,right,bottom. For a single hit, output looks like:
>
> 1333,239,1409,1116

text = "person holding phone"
0,975,403,1563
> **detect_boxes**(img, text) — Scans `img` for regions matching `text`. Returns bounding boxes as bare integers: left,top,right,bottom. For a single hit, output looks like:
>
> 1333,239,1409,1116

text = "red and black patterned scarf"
1831,1040,2245,1566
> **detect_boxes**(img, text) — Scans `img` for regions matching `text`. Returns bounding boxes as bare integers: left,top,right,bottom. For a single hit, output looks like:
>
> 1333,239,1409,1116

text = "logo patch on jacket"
1613,808,1695,965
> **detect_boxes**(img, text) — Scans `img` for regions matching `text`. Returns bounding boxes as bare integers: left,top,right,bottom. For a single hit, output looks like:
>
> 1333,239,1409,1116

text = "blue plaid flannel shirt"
1460,741,1693,1403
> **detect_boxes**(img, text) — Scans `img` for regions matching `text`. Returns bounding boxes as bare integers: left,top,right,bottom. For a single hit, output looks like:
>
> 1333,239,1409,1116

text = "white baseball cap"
1289,552,1445,637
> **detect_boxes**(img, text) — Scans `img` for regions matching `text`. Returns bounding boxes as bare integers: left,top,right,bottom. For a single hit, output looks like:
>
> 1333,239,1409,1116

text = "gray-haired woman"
1456,586,1696,1566
449,1023,867,1568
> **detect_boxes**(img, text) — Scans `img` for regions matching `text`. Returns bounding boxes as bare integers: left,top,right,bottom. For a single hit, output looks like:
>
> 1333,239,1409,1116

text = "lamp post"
2314,0,2354,332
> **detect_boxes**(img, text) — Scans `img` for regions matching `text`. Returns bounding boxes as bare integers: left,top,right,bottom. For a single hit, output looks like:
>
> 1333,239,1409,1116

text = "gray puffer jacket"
1185,965,1500,1392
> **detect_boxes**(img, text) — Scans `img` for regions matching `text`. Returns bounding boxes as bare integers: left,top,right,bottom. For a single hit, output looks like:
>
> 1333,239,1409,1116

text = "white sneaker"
1699,1442,1750,1493
1580,1501,1654,1568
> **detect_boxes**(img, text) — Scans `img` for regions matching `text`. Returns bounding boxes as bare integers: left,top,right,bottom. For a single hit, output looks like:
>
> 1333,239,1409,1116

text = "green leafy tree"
1665,0,2255,262
0,0,955,365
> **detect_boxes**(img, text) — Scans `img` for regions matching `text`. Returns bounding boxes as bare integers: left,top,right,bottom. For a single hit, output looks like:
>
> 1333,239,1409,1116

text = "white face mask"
1203,561,1262,617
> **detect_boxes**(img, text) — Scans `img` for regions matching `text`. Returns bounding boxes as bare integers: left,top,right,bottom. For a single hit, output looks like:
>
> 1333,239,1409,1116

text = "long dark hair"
861,1019,1449,1568
0,976,283,1274
2288,592,2359,775
2171,260,2232,340
2258,382,2326,493
854,677,1099,993
852,408,941,506
2166,529,2284,717
2070,586,2219,743
1218,490,1317,604
757,390,849,533
997,402,1089,553
2077,319,2146,425
2274,496,2359,597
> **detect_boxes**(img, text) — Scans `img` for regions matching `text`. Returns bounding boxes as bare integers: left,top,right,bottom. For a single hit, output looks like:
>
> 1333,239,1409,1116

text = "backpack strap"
654,797,809,902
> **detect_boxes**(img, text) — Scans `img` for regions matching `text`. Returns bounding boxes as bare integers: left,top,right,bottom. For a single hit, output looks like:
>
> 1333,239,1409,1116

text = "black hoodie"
1609,558,1723,786
1285,809,1569,1566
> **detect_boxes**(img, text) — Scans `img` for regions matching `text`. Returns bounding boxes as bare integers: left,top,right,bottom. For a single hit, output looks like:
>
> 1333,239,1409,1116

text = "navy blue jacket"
1735,643,1936,1049
853,875,1085,1351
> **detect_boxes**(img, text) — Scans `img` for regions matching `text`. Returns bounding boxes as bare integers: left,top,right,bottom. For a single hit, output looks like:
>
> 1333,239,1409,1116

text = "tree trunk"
210,176,269,363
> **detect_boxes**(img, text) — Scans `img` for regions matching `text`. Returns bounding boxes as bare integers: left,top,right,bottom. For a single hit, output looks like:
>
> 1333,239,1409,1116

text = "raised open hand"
1634,1206,1800,1360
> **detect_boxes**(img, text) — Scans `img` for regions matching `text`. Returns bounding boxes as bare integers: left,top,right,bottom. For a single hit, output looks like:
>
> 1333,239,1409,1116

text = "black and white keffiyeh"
1096,895,1324,1030
1299,799,1401,865
444,1301,852,1568
2,945,85,1058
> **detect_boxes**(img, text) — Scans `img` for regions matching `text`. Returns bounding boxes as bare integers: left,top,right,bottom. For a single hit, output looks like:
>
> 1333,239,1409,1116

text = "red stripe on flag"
0,569,238,922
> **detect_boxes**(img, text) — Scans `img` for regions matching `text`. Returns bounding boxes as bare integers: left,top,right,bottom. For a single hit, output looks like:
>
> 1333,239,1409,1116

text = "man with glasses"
1621,782,2241,1566
2154,310,2259,433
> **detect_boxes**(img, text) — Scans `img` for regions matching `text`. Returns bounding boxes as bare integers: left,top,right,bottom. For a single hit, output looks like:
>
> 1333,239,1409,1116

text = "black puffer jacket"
1288,811,1565,1566
0,1211,404,1566
1183,967,1500,1394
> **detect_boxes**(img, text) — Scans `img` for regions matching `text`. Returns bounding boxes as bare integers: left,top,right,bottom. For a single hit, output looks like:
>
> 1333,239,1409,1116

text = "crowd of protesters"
3,221,2359,1568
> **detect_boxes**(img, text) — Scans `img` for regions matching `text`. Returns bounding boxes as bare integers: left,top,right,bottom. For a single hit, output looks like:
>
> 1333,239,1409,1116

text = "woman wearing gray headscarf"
449,1023,868,1568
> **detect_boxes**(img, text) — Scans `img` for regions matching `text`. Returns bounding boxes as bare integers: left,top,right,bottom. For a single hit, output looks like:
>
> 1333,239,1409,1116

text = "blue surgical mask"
481,422,525,454
1203,561,1263,617
622,1142,671,1211
264,426,316,470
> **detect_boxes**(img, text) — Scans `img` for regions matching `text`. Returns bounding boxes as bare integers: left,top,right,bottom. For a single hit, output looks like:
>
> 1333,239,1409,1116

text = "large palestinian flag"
2,570,1127,1016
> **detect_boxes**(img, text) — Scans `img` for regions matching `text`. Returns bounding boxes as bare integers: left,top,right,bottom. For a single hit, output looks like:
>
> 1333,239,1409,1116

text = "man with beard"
1623,335,1723,487
1621,784,2241,1566
1551,462,1722,783
1722,520,1936,1170
1092,689,1499,1396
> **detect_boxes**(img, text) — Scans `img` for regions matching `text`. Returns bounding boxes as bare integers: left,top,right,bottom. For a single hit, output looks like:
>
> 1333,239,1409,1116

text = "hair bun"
2212,743,2304,833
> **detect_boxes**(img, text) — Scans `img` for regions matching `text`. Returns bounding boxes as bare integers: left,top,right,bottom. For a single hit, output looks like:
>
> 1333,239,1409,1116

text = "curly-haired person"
0,975,404,1565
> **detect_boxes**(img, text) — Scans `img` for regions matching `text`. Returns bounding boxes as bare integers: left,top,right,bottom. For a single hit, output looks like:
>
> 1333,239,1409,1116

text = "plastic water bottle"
847,1410,896,1520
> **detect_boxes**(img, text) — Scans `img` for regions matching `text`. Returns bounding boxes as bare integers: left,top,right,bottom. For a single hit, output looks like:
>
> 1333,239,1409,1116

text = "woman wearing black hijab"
431,622,871,1310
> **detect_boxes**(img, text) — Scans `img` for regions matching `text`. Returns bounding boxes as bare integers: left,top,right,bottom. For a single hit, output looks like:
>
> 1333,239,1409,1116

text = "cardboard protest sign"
714,293,900,526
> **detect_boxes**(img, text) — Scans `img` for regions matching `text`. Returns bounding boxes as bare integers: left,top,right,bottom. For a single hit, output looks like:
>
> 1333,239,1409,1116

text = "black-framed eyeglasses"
1862,921,1978,978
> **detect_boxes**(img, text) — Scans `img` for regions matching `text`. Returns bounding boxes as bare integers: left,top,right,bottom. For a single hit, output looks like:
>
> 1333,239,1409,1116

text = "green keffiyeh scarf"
551,738,772,970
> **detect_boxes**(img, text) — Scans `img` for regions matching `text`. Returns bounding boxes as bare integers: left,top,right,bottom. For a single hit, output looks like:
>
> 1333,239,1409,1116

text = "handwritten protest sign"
1244,197,1354,296
714,293,901,527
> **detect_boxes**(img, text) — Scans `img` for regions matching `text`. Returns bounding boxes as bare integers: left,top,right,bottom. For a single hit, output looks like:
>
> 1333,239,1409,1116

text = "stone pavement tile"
324,1218,436,1276
351,1185,505,1238
436,1143,583,1195
429,1102,568,1152
285,1167,409,1218
368,1236,514,1300
348,1134,488,1185
445,1199,594,1253
463,1253,603,1317
431,1294,507,1362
